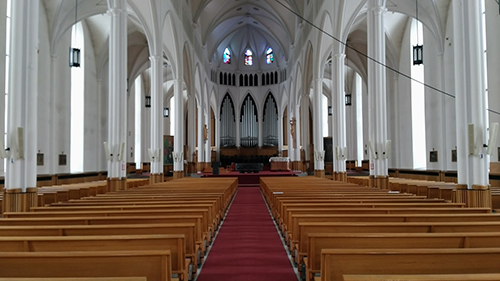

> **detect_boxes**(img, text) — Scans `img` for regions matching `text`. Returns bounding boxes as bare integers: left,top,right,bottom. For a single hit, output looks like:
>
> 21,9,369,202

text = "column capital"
108,7,125,16
334,53,346,60
149,55,162,61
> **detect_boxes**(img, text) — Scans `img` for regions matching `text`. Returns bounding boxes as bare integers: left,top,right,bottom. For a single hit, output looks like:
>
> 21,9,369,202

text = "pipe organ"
240,95,258,147
263,94,278,147
220,93,236,147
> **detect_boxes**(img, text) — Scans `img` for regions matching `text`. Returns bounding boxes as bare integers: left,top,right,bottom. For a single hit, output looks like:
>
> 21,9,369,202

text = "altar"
269,157,290,171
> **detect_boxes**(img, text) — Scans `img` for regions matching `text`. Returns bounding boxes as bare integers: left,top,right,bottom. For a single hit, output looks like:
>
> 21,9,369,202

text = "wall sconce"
145,96,151,108
69,47,80,67
413,45,423,65
345,94,352,106
163,107,169,118
328,106,332,116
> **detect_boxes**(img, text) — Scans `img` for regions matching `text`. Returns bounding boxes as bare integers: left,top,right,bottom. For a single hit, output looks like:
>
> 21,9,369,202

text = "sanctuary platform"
201,168,298,186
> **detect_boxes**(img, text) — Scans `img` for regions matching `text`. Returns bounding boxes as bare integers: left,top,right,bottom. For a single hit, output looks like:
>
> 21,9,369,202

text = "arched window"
266,47,274,64
254,74,258,86
262,74,266,86
219,72,223,84
239,74,243,86
70,21,85,173
244,74,248,86
249,74,253,86
244,49,253,66
228,73,231,85
275,71,278,84
223,47,231,64
410,18,426,169
232,74,236,86
224,72,227,85
134,75,142,169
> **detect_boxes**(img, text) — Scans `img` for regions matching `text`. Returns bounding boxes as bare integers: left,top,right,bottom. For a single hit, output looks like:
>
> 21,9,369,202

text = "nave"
1,175,500,280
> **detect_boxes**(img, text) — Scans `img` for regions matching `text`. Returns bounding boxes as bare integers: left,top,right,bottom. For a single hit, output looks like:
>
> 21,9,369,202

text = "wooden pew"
0,277,147,281
343,274,500,281
0,223,199,269
0,250,173,281
306,232,500,281
289,213,500,251
0,234,188,280
320,248,500,281
297,221,500,265
281,207,491,235
0,215,205,255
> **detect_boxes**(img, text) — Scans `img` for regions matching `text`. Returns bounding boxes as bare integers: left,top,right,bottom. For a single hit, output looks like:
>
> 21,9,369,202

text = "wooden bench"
0,250,173,281
320,248,500,281
0,223,200,268
306,232,500,281
343,273,500,281
289,213,500,251
0,215,204,255
0,277,147,281
0,234,188,280
297,221,500,265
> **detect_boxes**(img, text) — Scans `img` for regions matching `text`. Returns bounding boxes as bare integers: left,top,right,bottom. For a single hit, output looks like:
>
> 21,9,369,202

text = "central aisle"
196,185,298,281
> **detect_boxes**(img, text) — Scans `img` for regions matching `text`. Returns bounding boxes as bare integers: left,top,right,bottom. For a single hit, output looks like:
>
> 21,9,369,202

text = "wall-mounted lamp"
145,96,151,108
345,94,352,106
69,0,80,67
413,45,423,65
163,107,169,118
328,106,332,116
69,48,80,67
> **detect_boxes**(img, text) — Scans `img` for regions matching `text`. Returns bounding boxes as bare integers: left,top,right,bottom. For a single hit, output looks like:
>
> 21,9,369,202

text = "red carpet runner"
196,185,298,281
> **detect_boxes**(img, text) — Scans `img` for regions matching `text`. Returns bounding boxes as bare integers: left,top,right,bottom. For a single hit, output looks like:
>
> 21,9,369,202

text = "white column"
106,1,127,179
436,53,447,172
258,111,263,148
197,105,205,171
367,0,388,177
333,53,347,174
294,104,302,165
149,55,163,174
205,113,211,163
235,106,240,148
173,79,184,172
278,114,284,154
5,0,39,191
392,75,400,168
313,79,324,170
187,97,196,163
453,0,489,188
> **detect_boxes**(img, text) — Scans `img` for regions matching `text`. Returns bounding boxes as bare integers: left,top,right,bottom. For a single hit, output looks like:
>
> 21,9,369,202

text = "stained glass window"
244,49,253,66
223,48,231,64
266,47,273,64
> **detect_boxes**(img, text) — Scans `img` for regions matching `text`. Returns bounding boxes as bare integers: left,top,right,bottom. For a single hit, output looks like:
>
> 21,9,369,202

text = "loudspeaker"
103,142,110,161
0,139,7,159
368,141,377,159
385,140,392,159
486,123,499,155
468,124,475,155
17,127,24,159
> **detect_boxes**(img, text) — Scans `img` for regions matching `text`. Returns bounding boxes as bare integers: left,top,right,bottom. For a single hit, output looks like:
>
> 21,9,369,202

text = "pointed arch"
240,93,258,147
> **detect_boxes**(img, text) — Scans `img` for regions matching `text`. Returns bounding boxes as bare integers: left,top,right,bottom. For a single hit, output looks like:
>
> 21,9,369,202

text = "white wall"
485,0,500,163
82,20,100,172
443,3,457,171
36,3,51,174
396,18,413,169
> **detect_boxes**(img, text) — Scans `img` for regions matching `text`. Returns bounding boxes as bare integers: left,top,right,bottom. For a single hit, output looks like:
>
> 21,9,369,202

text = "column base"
314,170,325,178
455,184,492,208
292,161,303,171
335,172,347,182
369,175,375,188
196,162,204,173
150,173,164,184
3,187,38,213
375,176,389,190
107,177,127,192
173,171,184,180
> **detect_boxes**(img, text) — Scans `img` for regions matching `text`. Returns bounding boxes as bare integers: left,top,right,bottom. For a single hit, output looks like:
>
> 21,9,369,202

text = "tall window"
3,0,11,174
134,75,142,169
244,49,253,66
355,72,363,166
410,19,426,169
70,21,84,173
266,47,273,64
223,47,231,64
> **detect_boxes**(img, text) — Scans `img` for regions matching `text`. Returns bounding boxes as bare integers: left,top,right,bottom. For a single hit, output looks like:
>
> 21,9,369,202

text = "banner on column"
323,137,333,163
164,135,174,165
